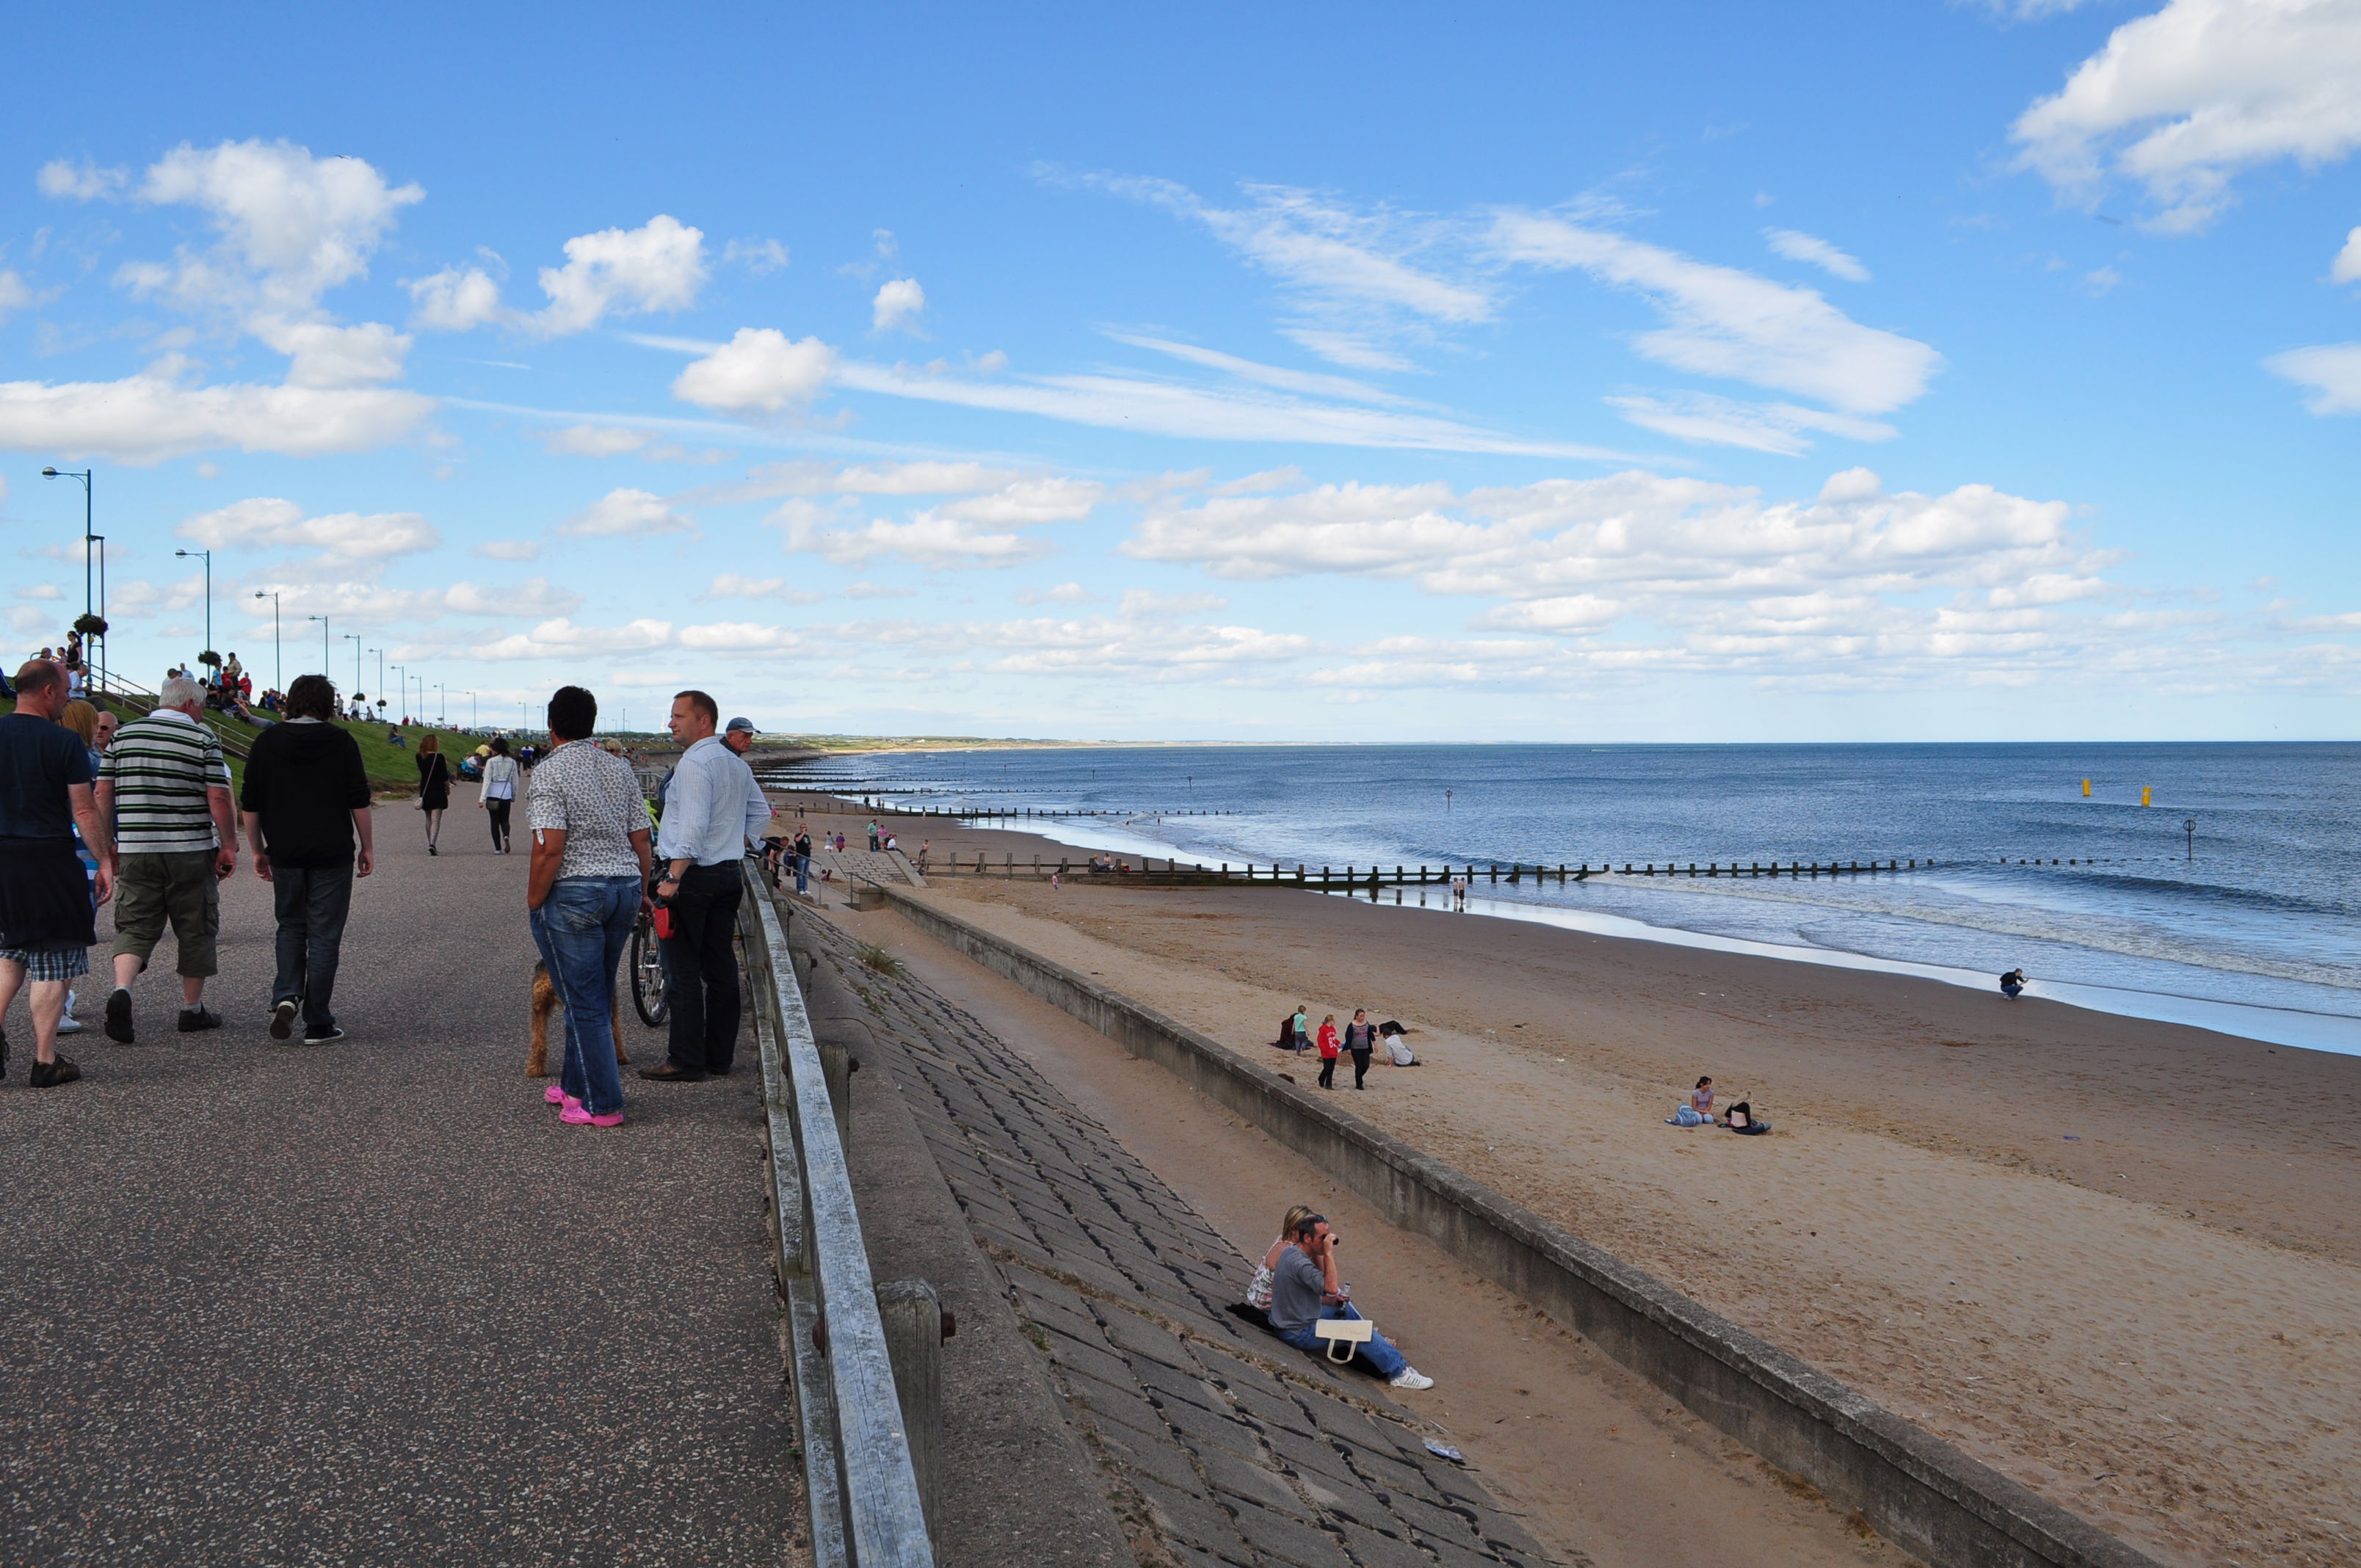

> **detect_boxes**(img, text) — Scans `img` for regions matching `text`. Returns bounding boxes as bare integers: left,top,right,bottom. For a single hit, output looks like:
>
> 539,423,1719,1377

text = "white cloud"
527,215,706,335
935,476,1106,525
722,237,790,274
1606,393,1898,454
778,509,1055,570
442,577,582,617
1060,171,1492,366
126,139,422,322
845,581,915,599
15,582,64,600
260,320,412,388
471,617,675,660
2266,342,2361,411
872,277,926,333
178,497,441,564
7,606,57,636
1107,332,1410,404
2012,0,2361,232
829,607,1314,678
540,424,654,457
1491,213,1942,414
37,159,128,201
1120,589,1230,617
707,573,823,603
474,538,543,561
2334,224,2361,283
0,270,31,323
559,487,694,537
672,327,837,413
0,358,432,465
1764,228,1871,282
1468,595,1623,633
405,264,503,331
1016,582,1099,605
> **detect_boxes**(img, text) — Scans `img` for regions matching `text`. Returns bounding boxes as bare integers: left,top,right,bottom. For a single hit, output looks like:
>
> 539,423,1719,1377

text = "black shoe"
428,843,438,856
269,1000,297,1040
302,1026,346,1045
637,1062,707,1082
178,1006,223,1034
104,988,135,1044
29,1053,80,1088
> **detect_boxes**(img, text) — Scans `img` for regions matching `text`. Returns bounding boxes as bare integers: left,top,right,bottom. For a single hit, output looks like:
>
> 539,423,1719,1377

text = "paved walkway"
799,915,1559,1568
0,829,791,1566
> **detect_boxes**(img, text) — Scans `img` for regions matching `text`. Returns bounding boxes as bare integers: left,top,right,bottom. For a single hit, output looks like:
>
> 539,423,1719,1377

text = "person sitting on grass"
1266,1213,1433,1390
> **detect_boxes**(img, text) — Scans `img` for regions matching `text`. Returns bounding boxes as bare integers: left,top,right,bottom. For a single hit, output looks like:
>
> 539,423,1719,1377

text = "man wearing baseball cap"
722,716,756,755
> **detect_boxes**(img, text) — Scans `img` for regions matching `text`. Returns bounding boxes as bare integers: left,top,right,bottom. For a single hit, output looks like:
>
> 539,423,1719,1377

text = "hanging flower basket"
198,650,223,668
73,613,108,638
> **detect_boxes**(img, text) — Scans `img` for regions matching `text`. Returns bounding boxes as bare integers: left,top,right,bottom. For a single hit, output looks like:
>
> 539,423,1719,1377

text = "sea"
764,742,2361,1056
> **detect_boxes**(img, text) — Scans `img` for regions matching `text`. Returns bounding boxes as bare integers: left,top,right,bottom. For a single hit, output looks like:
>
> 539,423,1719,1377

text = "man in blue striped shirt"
639,689,771,1082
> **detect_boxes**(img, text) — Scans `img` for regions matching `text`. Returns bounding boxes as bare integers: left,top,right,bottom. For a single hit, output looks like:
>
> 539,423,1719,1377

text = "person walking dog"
477,736,521,853
0,659,115,1086
641,689,770,1082
525,686,651,1128
240,675,373,1045
97,672,237,1043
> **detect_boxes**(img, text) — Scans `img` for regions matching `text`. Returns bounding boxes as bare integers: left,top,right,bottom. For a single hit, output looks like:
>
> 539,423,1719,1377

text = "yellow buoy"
2141,785,2152,807
2081,778,2092,798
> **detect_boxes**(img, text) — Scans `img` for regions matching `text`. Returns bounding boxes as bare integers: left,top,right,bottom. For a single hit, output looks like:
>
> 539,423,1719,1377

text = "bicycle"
628,898,670,1027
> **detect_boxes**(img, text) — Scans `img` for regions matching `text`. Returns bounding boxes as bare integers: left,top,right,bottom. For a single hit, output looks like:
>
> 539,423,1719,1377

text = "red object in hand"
652,904,675,939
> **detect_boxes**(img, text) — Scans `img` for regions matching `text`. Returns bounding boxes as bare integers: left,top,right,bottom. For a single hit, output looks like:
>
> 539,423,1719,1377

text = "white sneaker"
57,1016,84,1035
1388,1368,1434,1391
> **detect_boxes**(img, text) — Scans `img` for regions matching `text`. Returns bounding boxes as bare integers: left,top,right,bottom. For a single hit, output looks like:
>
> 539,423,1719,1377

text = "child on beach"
1315,1015,1341,1089
1380,1020,1418,1066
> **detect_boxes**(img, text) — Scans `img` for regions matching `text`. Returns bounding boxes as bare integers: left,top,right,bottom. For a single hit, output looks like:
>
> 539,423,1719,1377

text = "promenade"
0,830,791,1567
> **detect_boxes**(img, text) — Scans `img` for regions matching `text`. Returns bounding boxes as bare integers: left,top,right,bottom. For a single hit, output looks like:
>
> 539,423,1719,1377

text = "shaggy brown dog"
526,960,631,1077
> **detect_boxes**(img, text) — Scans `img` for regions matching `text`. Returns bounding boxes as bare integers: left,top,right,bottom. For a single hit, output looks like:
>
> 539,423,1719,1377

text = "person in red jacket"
1315,1012,1341,1089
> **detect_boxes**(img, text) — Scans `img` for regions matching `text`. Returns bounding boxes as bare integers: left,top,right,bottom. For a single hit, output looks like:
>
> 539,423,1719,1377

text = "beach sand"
761,795,2361,1568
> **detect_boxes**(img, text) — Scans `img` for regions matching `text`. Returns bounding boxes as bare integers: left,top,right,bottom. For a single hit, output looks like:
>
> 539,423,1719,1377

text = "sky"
1,0,2357,742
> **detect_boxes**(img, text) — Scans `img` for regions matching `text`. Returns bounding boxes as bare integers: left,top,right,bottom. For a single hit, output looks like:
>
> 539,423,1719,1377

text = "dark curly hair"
283,673,338,722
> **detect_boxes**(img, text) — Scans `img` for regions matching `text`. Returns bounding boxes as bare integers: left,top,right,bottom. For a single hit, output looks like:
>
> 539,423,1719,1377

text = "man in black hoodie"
239,674,373,1045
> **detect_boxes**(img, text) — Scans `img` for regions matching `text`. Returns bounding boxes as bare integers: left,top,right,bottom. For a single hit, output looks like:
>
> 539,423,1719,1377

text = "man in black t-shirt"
0,659,116,1086
240,675,374,1045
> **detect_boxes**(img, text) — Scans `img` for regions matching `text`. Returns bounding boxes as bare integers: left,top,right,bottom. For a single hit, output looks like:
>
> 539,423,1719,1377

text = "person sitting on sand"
1669,1075,1721,1127
1725,1100,1771,1135
1244,1204,1317,1321
1315,1013,1341,1089
1380,1020,1418,1066
2000,968,2026,999
1266,1213,1433,1390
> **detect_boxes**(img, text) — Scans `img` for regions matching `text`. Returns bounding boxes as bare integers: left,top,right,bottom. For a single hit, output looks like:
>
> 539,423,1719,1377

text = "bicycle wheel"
630,917,670,1027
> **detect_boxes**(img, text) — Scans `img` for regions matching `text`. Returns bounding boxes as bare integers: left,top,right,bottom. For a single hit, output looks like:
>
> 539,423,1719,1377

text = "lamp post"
307,614,330,678
467,690,476,727
253,591,282,692
371,649,383,712
40,465,94,619
175,548,214,670
435,682,445,724
391,664,405,723
344,634,362,708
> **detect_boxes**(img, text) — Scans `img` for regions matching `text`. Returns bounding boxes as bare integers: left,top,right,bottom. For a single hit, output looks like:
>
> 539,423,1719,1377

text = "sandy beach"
773,797,2361,1568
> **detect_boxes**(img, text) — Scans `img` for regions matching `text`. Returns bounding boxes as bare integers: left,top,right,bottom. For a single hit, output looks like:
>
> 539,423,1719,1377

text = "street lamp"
253,591,282,692
175,548,214,671
344,634,362,707
39,465,94,619
306,614,330,678
435,681,445,724
466,690,476,727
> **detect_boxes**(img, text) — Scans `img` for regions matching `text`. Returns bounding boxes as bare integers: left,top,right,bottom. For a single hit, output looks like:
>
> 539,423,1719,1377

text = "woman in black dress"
416,733,453,855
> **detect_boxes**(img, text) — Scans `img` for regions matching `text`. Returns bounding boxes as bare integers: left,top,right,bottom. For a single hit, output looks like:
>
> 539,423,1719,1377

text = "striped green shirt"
102,711,227,854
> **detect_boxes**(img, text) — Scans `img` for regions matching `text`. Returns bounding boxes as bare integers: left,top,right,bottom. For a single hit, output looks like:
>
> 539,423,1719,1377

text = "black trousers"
660,862,743,1073
1317,1054,1337,1089
485,797,512,850
269,861,353,1032
1351,1048,1372,1088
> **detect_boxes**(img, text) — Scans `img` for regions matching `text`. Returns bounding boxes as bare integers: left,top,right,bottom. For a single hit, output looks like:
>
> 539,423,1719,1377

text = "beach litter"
1423,1440,1465,1463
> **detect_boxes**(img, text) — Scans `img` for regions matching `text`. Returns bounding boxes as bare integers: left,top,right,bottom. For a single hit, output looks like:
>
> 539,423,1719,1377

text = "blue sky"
3,0,2357,741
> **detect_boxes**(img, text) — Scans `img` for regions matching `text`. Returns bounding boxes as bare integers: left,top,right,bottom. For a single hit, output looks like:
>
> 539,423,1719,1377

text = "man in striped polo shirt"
96,673,239,1042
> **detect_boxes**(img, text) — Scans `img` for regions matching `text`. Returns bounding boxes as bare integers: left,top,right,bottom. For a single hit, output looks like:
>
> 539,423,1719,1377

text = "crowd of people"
1269,1003,1418,1084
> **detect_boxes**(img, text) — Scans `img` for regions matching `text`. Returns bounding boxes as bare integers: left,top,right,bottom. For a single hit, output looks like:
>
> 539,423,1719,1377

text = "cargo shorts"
112,850,221,978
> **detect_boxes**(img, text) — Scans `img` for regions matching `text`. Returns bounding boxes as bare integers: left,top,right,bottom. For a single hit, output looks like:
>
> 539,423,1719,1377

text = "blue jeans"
270,860,354,1032
793,853,808,894
1274,1303,1407,1378
529,875,637,1117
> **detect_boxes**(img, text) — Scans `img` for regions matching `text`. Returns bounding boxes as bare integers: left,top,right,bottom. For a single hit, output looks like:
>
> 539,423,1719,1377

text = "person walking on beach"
1343,1009,1377,1089
240,675,373,1045
97,672,237,1043
477,736,521,853
1451,872,1468,910
0,659,115,1086
867,819,881,852
1292,1004,1311,1055
791,824,812,894
526,685,650,1128
1315,1013,1341,1089
642,689,769,1083
415,734,452,855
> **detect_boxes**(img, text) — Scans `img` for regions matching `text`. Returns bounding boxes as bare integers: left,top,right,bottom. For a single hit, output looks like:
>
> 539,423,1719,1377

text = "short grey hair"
160,673,203,708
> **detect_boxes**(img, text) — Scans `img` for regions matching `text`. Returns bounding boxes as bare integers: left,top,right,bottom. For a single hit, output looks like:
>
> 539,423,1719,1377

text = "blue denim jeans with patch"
529,875,637,1117
1272,1302,1407,1379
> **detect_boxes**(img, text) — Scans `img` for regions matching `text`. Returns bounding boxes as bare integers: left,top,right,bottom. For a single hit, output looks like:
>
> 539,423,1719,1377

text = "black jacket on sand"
239,720,371,867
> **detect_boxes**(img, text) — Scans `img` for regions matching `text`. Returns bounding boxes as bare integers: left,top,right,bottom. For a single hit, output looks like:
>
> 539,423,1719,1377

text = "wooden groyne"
913,854,1936,889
